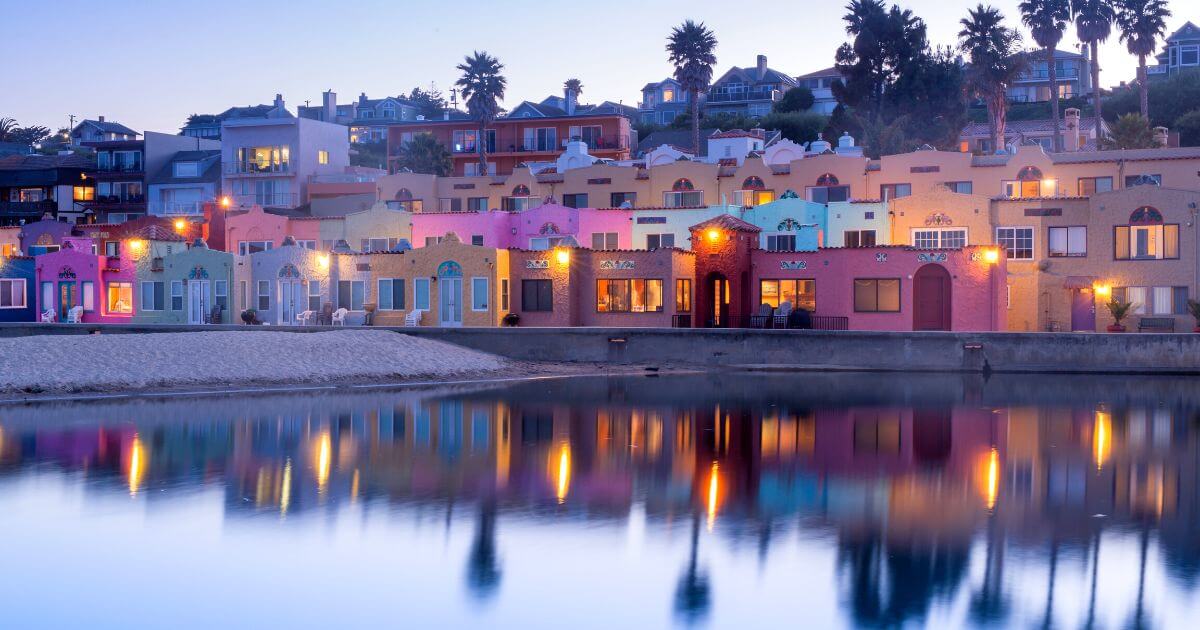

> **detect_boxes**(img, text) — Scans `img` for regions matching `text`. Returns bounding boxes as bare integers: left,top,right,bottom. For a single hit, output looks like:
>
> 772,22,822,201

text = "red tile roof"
688,214,762,233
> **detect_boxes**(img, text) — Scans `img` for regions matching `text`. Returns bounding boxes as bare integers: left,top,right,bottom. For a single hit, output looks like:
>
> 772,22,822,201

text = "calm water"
2,373,1200,629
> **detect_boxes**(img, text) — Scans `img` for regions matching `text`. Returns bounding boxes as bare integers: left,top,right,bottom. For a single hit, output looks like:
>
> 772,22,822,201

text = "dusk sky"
1,0,1190,133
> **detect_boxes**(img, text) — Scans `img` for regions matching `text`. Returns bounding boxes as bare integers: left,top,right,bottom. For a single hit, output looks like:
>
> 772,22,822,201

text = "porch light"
706,228,721,243
128,239,145,254
1093,283,1111,298
555,248,570,265
173,219,186,232
1041,178,1057,195
317,254,331,269
983,248,1000,264
220,196,232,209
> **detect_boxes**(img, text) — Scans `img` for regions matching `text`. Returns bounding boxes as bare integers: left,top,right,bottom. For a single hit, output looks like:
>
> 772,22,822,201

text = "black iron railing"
705,314,850,330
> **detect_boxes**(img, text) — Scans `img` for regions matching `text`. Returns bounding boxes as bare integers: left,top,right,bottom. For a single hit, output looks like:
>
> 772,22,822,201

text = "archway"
704,272,730,328
913,264,951,331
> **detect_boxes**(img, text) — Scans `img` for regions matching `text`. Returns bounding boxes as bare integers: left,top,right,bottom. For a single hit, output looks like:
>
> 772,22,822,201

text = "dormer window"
173,162,199,177
662,88,675,102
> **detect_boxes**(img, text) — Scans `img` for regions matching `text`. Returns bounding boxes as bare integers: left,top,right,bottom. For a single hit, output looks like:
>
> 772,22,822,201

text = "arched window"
437,261,463,277
395,188,413,201
1130,206,1164,224
672,178,694,191
512,184,531,196
816,173,839,187
742,176,765,190
1017,166,1043,181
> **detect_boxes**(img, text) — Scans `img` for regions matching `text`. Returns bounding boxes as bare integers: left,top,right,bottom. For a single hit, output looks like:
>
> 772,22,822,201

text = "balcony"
448,134,627,156
1148,65,1168,75
90,194,146,206
231,192,298,208
0,200,55,219
1017,68,1082,82
706,89,778,104
225,161,291,176
148,201,206,216
95,162,144,174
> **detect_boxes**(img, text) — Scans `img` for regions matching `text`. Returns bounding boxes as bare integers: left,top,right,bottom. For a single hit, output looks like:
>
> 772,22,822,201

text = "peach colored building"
368,234,509,327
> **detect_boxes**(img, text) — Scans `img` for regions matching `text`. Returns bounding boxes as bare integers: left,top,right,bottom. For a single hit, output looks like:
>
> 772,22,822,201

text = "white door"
439,278,462,326
279,280,302,324
188,280,209,324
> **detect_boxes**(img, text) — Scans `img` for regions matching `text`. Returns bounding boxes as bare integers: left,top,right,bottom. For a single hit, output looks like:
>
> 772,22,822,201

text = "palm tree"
1072,0,1116,141
563,78,583,118
455,51,506,175
395,132,453,176
0,118,17,142
1114,0,1171,119
959,5,1028,154
667,20,718,156
1020,0,1073,151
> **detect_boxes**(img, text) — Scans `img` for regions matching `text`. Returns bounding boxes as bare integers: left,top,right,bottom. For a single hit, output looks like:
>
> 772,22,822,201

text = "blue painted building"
0,256,36,322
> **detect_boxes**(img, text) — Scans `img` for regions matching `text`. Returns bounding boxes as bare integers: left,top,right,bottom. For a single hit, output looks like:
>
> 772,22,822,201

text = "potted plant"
240,308,260,325
1188,299,1200,333
502,312,520,327
1106,299,1133,332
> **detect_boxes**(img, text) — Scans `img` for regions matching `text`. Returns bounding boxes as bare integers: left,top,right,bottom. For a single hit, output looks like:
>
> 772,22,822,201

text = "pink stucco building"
34,241,139,323
411,201,634,250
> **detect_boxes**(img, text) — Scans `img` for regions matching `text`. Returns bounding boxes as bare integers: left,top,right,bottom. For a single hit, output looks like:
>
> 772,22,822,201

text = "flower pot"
1107,324,1126,332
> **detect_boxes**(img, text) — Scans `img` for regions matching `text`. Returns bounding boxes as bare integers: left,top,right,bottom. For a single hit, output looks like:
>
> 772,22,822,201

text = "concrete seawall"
3,323,1200,375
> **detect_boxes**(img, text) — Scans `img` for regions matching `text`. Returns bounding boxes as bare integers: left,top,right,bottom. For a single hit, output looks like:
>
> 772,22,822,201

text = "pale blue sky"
0,0,1190,133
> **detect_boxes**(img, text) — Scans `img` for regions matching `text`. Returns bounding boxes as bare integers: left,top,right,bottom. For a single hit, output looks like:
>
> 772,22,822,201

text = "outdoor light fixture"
128,239,145,253
220,196,232,209
706,228,721,242
555,248,570,265
1093,284,1111,298
173,219,186,232
983,248,1000,264
1042,178,1057,195
317,254,331,269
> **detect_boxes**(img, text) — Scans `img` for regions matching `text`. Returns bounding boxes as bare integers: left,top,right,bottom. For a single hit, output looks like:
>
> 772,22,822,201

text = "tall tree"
0,118,18,142
1072,0,1116,142
455,51,506,175
1114,0,1171,118
395,133,453,176
1020,0,1072,151
959,5,1028,153
667,20,718,155
407,85,448,119
1103,112,1161,148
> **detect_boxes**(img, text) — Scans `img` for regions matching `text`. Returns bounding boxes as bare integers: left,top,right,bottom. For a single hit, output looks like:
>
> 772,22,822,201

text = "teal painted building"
133,239,235,324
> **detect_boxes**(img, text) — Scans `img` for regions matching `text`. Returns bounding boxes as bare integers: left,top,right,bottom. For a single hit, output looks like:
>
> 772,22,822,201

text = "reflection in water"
2,372,1200,628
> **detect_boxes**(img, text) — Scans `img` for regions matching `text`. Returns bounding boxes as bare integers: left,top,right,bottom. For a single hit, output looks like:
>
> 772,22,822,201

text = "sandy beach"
0,330,513,394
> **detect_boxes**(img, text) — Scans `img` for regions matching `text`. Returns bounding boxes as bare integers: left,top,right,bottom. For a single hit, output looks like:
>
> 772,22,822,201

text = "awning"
1064,276,1096,289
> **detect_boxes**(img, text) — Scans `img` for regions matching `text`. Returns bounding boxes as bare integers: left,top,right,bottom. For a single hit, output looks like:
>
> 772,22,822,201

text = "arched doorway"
706,272,730,328
913,264,951,331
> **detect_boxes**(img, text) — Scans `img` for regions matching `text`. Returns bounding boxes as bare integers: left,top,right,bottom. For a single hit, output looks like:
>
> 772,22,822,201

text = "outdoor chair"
404,310,424,327
67,306,84,324
774,301,793,328
331,308,349,326
209,305,223,325
318,303,334,325
296,310,315,326
40,309,56,323
753,303,773,328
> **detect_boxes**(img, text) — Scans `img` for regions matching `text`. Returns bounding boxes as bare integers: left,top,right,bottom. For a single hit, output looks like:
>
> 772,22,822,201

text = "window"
257,280,270,311
1115,224,1179,260
470,278,489,311
377,279,405,310
844,230,877,248
139,281,163,311
854,278,901,312
911,228,967,249
646,233,675,249
467,197,489,212
1048,226,1086,257
471,235,484,246
501,279,510,310
591,232,618,250
766,234,797,251
105,241,119,257
0,279,26,308
239,280,247,311
414,278,430,310
82,281,95,311
943,181,973,194
523,127,557,151
806,185,850,203
596,279,663,313
880,183,912,200
170,280,184,310
338,280,365,310
424,236,443,247
995,227,1034,260
307,281,321,311
1124,174,1162,187
1120,286,1189,315
236,145,290,173
108,282,133,314
562,193,588,208
522,279,553,311
238,241,273,256
663,190,703,207
1078,177,1113,196
73,186,94,201
361,237,391,253
760,279,816,311
610,192,636,207
173,162,200,177
296,240,317,250
675,279,692,312
215,280,228,310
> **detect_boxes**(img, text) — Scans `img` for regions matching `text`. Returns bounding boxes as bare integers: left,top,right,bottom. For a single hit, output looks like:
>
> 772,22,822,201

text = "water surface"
2,373,1199,629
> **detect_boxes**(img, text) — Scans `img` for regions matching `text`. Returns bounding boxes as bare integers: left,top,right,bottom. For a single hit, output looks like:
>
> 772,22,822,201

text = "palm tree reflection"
674,513,711,624
466,499,501,602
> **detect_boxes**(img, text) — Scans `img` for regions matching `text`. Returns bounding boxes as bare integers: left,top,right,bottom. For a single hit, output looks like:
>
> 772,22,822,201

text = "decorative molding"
917,252,948,263
599,260,635,270
779,261,807,270
525,259,549,269
924,212,953,226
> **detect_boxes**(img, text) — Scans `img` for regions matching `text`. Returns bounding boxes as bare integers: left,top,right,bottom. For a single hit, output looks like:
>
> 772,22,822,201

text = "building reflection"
1,373,1199,626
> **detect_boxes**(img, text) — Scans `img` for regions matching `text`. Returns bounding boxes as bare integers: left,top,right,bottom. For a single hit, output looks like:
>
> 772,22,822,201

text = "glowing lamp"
1042,178,1057,195
220,196,232,209
555,248,570,265
706,228,721,243
128,239,145,253
983,248,1000,264
1093,284,1111,298
173,219,186,232
317,254,331,269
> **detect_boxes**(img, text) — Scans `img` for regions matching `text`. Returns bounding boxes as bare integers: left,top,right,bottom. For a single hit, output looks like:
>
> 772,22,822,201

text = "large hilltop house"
297,91,423,144
180,94,292,140
1150,21,1200,77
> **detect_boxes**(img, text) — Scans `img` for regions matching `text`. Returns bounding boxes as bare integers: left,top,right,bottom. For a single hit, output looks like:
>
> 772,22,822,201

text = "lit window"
107,282,133,314
995,227,1034,260
318,150,330,165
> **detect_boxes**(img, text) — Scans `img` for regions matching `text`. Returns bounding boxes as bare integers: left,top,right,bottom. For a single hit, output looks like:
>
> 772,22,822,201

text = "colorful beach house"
224,204,321,254
629,204,733,251
0,255,35,322
34,240,138,323
17,219,75,255
369,234,510,327
330,248,371,325
133,239,234,324
740,195,826,251
244,236,330,325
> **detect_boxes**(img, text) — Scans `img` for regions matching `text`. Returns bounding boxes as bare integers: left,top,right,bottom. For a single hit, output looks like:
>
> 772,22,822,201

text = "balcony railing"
706,89,778,103
91,194,146,205
231,192,298,208
95,162,144,173
0,200,56,217
1018,68,1081,81
225,162,291,175
148,201,206,216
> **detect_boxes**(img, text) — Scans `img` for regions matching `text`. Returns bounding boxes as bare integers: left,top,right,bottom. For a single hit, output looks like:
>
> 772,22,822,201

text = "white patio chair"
40,309,56,323
404,309,424,327
774,301,792,328
331,308,349,326
296,310,314,326
67,306,83,323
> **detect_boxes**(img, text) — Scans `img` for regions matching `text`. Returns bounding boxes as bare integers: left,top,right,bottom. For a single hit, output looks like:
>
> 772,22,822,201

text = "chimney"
1064,108,1081,152
359,92,368,107
564,84,577,116
1153,126,1169,147
757,55,768,80
274,93,284,110
323,90,337,121
98,115,105,123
